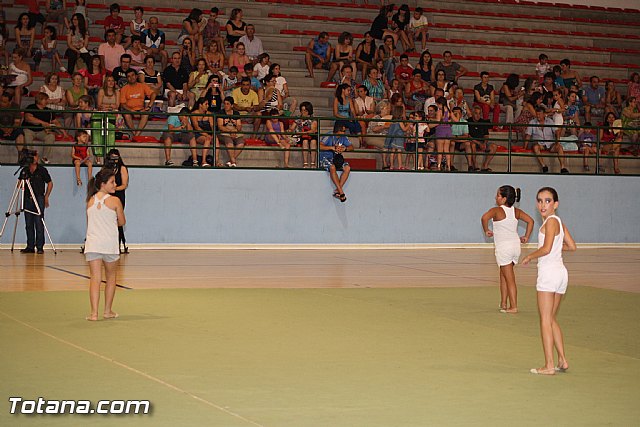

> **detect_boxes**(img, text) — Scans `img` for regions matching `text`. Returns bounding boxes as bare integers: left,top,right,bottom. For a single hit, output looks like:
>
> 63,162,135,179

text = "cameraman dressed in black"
21,152,53,254
105,149,129,253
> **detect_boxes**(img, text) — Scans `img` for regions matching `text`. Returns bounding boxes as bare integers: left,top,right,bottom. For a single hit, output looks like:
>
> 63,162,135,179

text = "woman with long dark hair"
66,13,90,73
106,149,129,253
84,168,126,321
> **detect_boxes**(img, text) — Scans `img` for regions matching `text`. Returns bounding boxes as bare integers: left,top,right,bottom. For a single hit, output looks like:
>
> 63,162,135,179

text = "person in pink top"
98,29,125,72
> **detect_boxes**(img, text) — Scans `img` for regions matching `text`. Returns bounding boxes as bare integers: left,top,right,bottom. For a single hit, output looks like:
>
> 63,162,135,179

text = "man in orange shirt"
120,69,156,136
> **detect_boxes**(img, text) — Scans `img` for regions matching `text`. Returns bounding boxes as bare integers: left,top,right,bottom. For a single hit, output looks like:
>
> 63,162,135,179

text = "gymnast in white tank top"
481,186,534,314
522,187,576,375
84,169,126,322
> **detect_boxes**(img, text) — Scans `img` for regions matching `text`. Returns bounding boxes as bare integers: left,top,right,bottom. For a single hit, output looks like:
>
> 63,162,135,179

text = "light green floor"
1,286,639,426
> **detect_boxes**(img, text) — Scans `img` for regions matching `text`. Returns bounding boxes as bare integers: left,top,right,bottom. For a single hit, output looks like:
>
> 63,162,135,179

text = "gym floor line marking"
0,309,266,427
46,266,132,289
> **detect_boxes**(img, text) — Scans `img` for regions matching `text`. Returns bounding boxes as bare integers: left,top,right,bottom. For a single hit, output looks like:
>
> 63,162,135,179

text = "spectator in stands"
189,97,214,167
370,5,398,46
473,72,500,127
559,59,581,91
83,56,106,100
238,24,264,63
232,77,261,133
450,106,472,171
515,91,542,143
97,75,120,111
334,83,362,142
577,123,597,171
15,13,36,57
0,12,8,68
355,32,376,82
178,8,204,57
119,68,156,136
7,48,33,107
405,69,429,111
40,72,66,111
535,54,550,83
355,84,376,140
164,51,192,108
365,100,392,161
468,105,497,172
64,0,88,30
384,105,410,170
202,74,224,114
604,80,622,118
160,106,196,166
138,55,163,97
126,36,145,71
435,51,467,84
377,35,398,86
264,108,291,168
24,92,67,163
305,32,332,79
259,73,282,117
388,79,402,102
628,72,640,100
111,54,132,88
25,0,45,35
226,8,247,48
222,66,239,97
433,70,453,98
65,13,90,74
129,7,146,41
499,74,523,125
320,122,353,203
563,91,581,136
65,72,88,127
290,101,318,168
339,65,358,100
0,92,26,158
448,86,470,120
103,3,125,45
408,7,428,52
415,50,435,85
218,96,245,167
253,53,270,81
433,96,453,171
392,4,414,52
538,71,556,108
205,39,226,75
74,94,93,133
187,58,211,100
327,32,356,83
245,63,262,90
424,87,445,115
550,89,566,143
179,37,196,74
621,97,640,154
141,17,169,69
203,7,224,55
270,63,297,114
583,76,606,123
394,54,414,91
71,129,92,186
552,65,564,91
525,106,569,174
229,42,251,77
99,29,125,73
600,111,623,174
363,67,386,103
32,25,62,73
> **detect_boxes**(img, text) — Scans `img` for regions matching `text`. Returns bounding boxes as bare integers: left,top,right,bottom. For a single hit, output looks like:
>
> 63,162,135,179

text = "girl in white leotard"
523,187,576,375
481,186,534,314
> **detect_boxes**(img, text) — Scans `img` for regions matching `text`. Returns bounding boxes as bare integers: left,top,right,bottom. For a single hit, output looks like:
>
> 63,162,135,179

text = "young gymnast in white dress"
522,187,576,375
482,186,534,313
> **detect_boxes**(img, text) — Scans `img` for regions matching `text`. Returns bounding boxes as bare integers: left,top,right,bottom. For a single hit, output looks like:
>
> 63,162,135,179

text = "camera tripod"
0,168,57,253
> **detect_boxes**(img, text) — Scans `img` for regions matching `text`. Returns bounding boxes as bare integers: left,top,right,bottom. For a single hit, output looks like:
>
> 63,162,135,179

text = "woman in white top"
481,186,534,314
40,72,66,110
523,187,576,375
84,168,126,321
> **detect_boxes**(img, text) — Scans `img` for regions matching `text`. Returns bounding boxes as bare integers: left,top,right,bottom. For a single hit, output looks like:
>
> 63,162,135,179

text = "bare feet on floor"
86,314,98,321
530,367,556,375
500,308,518,314
103,312,119,320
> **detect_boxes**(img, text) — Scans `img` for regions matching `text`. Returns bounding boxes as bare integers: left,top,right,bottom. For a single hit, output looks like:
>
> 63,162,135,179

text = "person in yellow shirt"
231,77,261,134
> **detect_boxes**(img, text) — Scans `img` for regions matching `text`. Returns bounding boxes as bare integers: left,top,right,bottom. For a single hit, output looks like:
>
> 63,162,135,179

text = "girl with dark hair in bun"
481,186,534,314
84,168,126,321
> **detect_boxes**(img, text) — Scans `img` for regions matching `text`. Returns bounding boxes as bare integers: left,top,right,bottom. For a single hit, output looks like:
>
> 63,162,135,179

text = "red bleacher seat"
244,139,267,146
132,136,158,143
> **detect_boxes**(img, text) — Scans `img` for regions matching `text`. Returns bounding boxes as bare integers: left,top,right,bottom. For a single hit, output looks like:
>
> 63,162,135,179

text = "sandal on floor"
76,179,82,186
339,193,347,203
333,191,341,199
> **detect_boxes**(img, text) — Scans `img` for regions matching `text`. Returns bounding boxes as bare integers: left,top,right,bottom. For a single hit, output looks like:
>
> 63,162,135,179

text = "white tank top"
84,194,119,255
493,205,520,246
537,215,564,268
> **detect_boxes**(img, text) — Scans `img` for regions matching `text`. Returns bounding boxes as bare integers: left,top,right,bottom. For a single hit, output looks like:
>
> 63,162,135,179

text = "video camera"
105,152,120,169
18,149,37,168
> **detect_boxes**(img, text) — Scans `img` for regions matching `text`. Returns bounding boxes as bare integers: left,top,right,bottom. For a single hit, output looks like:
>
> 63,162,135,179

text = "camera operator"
20,151,53,254
105,149,129,253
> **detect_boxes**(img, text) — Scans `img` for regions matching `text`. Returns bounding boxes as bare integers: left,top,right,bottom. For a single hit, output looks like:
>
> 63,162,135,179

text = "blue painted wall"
1,167,638,245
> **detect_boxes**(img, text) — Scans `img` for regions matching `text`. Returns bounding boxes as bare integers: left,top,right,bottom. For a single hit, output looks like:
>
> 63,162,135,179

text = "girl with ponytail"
84,168,126,321
481,186,534,313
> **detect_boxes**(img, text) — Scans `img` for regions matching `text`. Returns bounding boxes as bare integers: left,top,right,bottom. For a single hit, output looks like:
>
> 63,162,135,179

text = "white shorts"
495,243,521,267
85,252,120,263
536,265,568,294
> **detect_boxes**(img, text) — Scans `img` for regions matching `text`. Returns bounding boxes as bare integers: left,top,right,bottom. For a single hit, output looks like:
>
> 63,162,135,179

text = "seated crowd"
1,2,639,175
